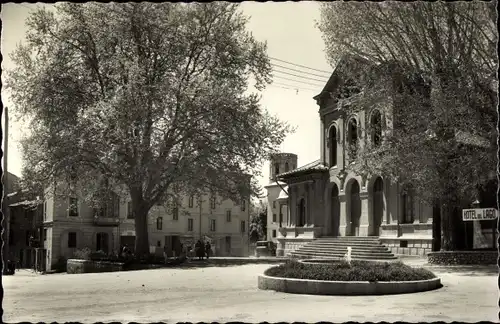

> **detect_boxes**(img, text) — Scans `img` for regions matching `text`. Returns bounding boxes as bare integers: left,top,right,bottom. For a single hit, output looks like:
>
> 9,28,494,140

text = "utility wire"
270,57,332,75
272,69,328,84
271,81,319,93
270,63,331,79
272,75,326,88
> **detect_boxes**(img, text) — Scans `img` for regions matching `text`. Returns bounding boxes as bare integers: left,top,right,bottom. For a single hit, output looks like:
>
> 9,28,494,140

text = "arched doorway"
331,184,340,236
349,180,361,236
372,177,384,236
298,198,306,227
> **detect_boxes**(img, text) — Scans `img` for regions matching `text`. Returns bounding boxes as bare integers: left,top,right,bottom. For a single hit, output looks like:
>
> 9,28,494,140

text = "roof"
9,199,43,208
277,186,289,200
264,181,288,189
277,160,328,179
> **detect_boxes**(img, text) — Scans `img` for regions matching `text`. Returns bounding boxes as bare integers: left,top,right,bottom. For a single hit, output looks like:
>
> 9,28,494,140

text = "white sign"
462,208,498,221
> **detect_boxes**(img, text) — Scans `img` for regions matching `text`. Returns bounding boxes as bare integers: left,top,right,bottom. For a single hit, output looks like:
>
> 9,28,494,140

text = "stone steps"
294,249,396,258
291,251,398,260
297,246,390,253
290,236,397,261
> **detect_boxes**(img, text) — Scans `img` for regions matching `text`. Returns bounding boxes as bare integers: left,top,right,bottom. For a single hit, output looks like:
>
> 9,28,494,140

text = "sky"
1,2,333,192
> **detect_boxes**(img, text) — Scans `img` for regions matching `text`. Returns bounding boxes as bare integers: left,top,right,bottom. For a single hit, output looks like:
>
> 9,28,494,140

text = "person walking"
163,243,169,264
205,241,211,260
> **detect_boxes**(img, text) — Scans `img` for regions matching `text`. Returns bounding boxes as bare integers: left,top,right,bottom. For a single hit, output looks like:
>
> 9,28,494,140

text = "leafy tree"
318,1,497,251
249,200,267,242
7,3,292,257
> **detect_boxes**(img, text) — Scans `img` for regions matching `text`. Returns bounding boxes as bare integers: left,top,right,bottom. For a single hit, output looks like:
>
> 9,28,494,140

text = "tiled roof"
277,159,328,178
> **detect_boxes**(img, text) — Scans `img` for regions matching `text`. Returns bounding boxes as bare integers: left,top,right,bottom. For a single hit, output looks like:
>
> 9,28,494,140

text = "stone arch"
327,123,339,167
345,178,361,236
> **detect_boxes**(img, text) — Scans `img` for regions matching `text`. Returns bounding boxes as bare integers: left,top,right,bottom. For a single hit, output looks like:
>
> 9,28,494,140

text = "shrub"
264,260,436,282
73,247,92,260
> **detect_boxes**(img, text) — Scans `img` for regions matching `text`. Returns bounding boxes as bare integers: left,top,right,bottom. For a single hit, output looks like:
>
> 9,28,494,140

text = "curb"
258,274,441,295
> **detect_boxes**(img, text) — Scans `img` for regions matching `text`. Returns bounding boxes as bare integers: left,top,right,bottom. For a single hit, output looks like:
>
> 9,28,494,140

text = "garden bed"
258,260,441,295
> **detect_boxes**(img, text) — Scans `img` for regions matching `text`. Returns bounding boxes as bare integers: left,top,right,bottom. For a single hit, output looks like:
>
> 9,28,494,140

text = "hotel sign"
462,208,498,221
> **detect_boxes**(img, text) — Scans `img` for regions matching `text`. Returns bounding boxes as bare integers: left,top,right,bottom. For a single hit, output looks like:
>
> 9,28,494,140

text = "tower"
269,153,298,183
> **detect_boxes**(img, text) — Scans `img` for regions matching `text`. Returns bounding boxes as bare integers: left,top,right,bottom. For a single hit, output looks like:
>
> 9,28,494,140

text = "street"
3,262,498,322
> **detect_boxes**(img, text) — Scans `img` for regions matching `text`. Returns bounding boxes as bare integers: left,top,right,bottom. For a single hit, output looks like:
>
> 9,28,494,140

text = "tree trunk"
440,202,457,250
131,193,151,259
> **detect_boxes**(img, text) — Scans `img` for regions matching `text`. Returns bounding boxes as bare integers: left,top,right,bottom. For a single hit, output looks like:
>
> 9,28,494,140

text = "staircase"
289,236,398,261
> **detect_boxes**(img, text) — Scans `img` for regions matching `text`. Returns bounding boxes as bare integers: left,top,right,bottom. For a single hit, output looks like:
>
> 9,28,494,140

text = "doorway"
349,180,361,236
331,184,340,236
96,232,109,253
372,177,384,236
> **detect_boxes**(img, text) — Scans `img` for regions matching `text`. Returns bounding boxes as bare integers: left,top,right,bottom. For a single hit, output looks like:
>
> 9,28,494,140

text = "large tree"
249,200,267,242
318,1,498,250
7,3,292,257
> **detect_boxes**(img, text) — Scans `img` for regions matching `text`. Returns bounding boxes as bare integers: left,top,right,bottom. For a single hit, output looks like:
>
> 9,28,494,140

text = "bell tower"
269,153,298,183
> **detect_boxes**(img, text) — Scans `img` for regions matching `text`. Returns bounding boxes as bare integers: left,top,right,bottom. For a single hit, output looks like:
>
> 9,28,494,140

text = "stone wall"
67,259,124,274
428,251,498,265
381,238,432,256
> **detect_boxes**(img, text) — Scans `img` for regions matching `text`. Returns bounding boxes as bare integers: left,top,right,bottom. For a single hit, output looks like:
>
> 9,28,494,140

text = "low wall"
67,259,125,274
258,274,441,296
427,251,498,265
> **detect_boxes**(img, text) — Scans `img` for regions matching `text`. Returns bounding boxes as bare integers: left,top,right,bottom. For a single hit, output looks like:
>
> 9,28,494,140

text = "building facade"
265,153,297,243
273,56,437,257
42,183,251,271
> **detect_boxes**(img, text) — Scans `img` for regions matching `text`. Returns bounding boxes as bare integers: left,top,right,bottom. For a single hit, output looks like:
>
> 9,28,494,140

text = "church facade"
273,56,436,257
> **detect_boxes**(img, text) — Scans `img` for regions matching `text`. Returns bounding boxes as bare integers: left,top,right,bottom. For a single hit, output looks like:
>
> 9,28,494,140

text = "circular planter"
258,274,441,295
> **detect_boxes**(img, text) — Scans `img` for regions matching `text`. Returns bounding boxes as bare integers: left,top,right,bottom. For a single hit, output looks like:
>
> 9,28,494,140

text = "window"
226,210,232,222
284,162,289,172
68,232,77,248
348,118,358,160
240,221,246,233
44,229,47,241
371,110,383,147
43,201,47,221
272,213,277,222
69,197,78,217
272,230,277,238
188,195,194,208
157,240,161,247
210,196,216,209
273,201,276,208
172,204,179,221
157,217,163,230
188,218,194,231
127,201,134,219
274,163,280,177
329,125,337,166
241,199,246,211
210,219,216,232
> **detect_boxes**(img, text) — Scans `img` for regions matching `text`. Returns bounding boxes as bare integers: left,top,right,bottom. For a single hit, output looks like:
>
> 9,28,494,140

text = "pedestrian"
163,243,169,264
205,241,211,259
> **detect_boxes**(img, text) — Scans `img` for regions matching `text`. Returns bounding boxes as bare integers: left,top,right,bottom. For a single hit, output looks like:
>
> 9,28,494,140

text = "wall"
266,184,283,242
44,183,251,269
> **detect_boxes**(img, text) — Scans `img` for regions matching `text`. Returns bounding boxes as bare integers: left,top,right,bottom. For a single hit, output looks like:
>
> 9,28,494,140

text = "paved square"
3,262,498,322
